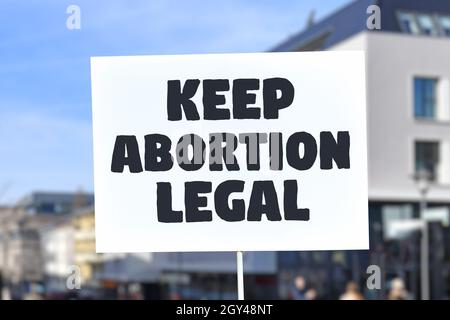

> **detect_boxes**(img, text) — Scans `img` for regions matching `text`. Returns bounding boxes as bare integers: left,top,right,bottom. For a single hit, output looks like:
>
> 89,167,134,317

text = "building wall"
41,224,74,279
73,211,99,283
332,31,450,203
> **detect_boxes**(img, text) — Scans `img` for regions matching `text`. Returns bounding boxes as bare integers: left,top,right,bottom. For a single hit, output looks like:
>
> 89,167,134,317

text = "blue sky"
0,0,349,204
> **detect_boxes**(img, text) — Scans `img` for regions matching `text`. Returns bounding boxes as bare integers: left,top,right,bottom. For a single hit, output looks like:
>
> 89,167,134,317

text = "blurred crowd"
290,275,410,300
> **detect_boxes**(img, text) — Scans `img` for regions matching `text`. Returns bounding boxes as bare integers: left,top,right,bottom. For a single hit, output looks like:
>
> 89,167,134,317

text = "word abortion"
111,131,350,172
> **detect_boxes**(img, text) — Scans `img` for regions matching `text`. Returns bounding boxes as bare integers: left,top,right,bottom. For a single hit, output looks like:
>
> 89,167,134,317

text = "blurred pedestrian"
291,275,308,300
339,281,364,300
388,278,409,300
23,292,43,300
305,288,318,300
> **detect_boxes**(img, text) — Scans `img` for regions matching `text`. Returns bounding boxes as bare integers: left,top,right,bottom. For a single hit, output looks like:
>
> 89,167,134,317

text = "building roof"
272,0,450,52
17,191,94,215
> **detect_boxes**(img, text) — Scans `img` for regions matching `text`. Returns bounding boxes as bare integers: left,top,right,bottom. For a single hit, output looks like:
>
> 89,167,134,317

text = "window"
398,12,421,34
439,16,450,36
382,205,413,240
39,202,56,213
415,141,439,181
414,77,438,119
417,14,438,36
398,12,450,37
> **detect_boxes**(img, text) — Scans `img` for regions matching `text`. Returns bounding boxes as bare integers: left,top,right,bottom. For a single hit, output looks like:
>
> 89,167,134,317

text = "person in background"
388,278,409,300
339,281,365,300
305,288,318,300
291,275,308,300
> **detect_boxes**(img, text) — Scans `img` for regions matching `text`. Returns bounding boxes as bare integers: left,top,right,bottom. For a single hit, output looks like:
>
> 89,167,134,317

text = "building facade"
40,219,75,296
273,0,450,299
0,192,94,299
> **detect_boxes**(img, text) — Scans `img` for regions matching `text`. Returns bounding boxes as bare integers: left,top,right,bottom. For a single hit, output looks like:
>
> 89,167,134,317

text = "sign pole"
236,251,244,300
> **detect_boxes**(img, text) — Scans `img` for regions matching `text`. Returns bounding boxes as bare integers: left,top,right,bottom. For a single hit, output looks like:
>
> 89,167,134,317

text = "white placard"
91,51,369,253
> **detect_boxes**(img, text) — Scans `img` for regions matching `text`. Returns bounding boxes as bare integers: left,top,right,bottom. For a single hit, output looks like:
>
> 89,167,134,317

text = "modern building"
272,0,450,299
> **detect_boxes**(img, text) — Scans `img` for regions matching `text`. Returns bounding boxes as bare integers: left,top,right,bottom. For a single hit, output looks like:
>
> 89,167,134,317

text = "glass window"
439,16,450,36
398,12,421,34
415,141,439,181
382,205,414,240
38,202,55,213
417,14,438,36
414,77,437,119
